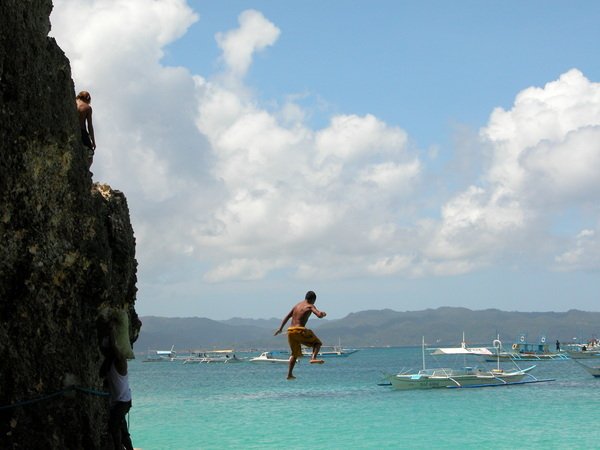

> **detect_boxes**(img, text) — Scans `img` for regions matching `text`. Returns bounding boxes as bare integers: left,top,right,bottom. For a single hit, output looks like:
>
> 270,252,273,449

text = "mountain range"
134,307,600,353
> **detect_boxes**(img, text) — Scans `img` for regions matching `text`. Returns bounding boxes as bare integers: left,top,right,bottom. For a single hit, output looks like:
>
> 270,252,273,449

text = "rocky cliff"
0,1,140,448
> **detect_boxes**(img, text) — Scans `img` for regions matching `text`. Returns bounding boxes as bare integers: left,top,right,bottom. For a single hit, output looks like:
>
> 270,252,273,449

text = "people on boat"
274,290,327,379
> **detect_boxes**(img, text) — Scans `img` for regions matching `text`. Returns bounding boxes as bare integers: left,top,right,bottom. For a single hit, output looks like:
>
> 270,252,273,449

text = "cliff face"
0,1,139,448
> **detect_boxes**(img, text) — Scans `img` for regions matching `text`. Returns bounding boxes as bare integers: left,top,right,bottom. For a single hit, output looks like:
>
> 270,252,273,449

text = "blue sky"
166,2,600,145
51,1,600,319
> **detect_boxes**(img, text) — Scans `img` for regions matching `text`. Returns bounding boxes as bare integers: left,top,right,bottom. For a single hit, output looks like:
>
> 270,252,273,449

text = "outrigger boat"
143,345,180,362
183,349,243,364
384,336,551,390
482,334,569,362
564,340,600,359
302,340,358,358
249,351,290,364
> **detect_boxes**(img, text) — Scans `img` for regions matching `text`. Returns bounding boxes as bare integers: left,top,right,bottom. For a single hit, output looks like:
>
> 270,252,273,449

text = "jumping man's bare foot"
310,359,325,364
287,375,296,380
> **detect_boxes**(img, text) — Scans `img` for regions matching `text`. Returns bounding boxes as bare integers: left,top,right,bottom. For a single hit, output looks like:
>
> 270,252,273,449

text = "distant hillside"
135,308,600,353
219,317,280,329
135,316,280,351
219,317,326,329
314,307,600,347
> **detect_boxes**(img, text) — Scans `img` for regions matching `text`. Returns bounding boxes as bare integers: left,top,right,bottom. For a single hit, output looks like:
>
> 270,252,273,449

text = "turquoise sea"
128,347,599,449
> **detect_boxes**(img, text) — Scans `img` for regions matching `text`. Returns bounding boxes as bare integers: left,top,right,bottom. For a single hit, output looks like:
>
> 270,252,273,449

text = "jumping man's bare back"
291,301,324,327
274,300,326,335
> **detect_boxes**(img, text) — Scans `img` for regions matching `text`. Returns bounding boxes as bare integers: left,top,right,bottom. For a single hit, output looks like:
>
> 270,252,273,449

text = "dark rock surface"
1,1,140,448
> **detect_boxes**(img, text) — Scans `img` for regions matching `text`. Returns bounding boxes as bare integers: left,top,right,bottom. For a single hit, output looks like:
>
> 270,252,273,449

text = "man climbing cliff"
76,90,96,167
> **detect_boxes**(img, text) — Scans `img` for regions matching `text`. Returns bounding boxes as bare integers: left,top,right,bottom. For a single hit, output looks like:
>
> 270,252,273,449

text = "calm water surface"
128,347,599,449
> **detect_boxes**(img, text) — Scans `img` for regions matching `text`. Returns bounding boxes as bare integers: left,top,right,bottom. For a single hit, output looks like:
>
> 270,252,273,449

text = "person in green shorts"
274,291,327,379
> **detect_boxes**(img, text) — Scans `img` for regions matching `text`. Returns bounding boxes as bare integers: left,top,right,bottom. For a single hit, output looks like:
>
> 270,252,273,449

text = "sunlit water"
128,347,599,449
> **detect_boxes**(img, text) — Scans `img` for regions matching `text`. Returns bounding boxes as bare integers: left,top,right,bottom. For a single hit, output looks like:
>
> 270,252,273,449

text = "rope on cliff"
0,385,109,411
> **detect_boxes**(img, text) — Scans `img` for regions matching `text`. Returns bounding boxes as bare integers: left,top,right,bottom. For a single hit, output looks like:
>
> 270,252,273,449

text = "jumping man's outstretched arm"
274,309,293,335
310,305,327,319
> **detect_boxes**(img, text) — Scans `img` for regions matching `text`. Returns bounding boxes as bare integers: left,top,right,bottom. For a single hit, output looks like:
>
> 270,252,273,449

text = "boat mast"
493,335,502,371
422,336,426,370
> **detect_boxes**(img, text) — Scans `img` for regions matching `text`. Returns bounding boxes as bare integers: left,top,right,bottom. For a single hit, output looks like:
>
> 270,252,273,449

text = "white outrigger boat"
302,342,358,358
249,351,290,364
143,345,180,362
384,336,549,390
183,349,243,364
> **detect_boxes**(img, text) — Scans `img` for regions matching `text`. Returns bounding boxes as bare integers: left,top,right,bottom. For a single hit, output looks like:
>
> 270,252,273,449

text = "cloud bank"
431,69,600,273
50,1,600,295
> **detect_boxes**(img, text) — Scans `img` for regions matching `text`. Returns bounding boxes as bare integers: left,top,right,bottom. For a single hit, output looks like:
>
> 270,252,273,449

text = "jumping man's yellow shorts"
287,326,322,358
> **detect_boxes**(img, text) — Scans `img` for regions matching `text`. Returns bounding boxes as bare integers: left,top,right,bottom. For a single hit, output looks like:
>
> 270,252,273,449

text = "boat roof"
431,346,493,356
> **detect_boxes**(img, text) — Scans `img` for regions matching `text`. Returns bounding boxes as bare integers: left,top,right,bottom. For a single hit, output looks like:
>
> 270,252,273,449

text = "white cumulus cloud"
430,69,600,272
216,9,280,78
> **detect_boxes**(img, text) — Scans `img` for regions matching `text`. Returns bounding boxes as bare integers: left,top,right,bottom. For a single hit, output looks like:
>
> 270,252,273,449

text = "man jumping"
274,291,327,379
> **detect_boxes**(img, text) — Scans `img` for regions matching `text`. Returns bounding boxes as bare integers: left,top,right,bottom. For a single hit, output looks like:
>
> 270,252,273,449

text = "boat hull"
143,357,178,362
249,352,290,364
183,357,243,363
566,351,600,360
387,368,533,390
249,357,289,364
484,353,569,362
301,346,358,358
572,359,600,377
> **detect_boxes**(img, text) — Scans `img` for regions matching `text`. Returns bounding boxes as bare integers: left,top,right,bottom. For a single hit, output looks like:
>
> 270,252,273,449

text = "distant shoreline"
134,307,600,351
